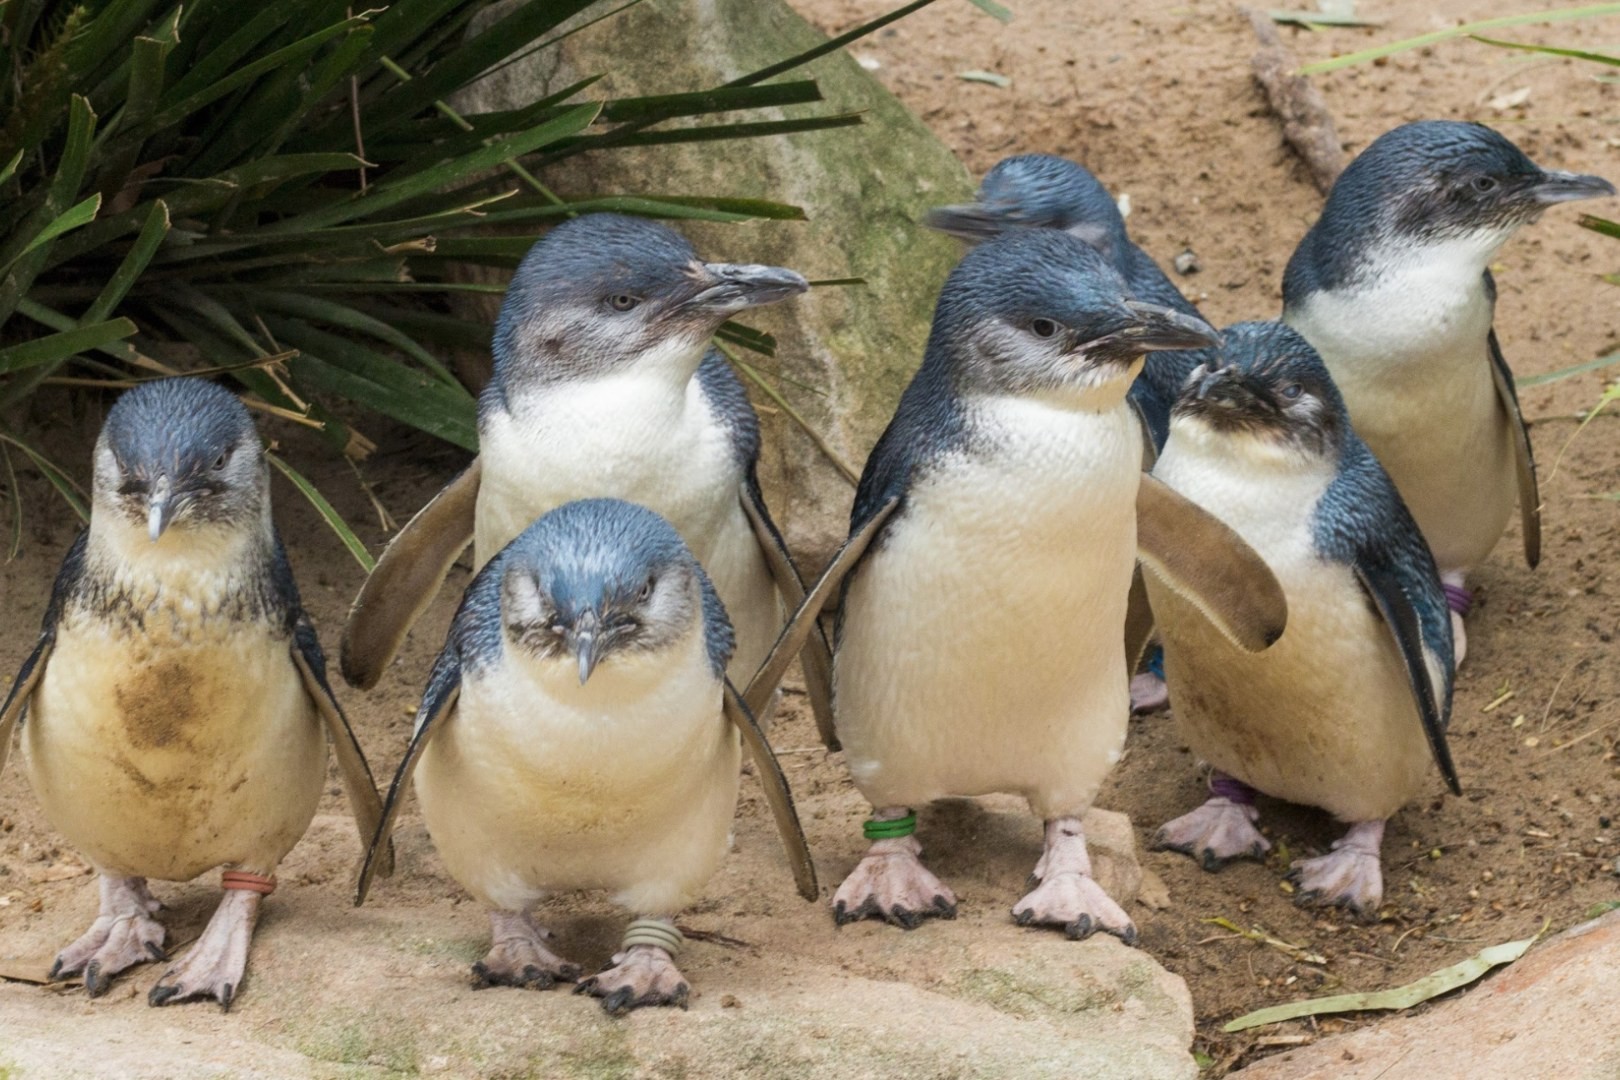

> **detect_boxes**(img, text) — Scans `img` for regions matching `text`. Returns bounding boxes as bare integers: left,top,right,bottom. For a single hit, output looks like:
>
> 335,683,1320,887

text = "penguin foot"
51,875,165,996
1286,819,1386,919
1129,672,1170,714
472,910,580,990
1013,873,1137,944
831,836,957,929
1154,797,1271,871
148,889,260,1011
575,944,688,1016
1450,610,1469,667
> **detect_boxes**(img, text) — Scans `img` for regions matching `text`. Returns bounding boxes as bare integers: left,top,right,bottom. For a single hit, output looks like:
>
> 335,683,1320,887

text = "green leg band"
621,918,685,957
863,812,918,841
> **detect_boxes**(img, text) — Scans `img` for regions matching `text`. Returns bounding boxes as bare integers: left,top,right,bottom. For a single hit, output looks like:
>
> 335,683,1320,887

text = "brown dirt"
3,1,1619,1076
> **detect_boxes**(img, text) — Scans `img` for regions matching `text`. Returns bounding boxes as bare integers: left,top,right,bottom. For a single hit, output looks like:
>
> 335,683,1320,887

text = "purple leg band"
1443,583,1473,616
1209,773,1258,805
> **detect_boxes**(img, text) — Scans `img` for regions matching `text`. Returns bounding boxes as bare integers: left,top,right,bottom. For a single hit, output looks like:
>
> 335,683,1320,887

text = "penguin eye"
1279,383,1304,400
607,294,640,312
1470,176,1499,194
211,450,230,472
638,576,656,602
1030,318,1060,339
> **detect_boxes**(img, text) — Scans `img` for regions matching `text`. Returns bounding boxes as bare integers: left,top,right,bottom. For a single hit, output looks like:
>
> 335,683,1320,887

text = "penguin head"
1323,120,1613,261
94,379,266,543
496,499,730,685
926,154,1130,264
930,228,1216,405
1173,321,1349,464
492,213,807,387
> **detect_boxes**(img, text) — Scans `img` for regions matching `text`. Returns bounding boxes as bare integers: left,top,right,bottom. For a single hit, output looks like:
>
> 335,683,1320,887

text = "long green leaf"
1518,349,1620,388
0,430,89,523
266,452,375,572
1472,35,1620,66
1300,5,1620,74
1223,924,1545,1032
1579,214,1620,240
11,194,102,265
85,201,171,323
0,318,138,375
247,290,468,390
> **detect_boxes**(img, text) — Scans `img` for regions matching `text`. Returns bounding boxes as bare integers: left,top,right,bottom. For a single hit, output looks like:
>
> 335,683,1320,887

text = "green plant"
0,0,980,559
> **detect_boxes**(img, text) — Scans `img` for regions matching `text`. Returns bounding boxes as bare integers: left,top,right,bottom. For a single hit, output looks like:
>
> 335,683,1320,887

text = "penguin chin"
1171,412,1328,471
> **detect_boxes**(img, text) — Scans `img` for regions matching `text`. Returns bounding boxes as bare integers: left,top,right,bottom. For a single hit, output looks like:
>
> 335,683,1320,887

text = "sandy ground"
4,0,1620,1076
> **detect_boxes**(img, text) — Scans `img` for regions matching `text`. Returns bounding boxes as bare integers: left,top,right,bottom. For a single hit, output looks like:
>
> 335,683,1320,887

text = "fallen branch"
1245,8,1345,193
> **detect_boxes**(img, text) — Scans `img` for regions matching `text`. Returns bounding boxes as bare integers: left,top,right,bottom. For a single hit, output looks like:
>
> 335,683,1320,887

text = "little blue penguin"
1282,120,1614,662
747,229,1288,942
0,379,388,1008
1147,322,1459,917
927,153,1222,715
353,498,815,1016
340,213,835,745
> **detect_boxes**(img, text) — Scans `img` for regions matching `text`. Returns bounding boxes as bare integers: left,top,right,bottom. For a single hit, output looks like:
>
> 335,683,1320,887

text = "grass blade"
267,451,376,572
1518,349,1620,389
84,201,171,323
1579,214,1620,241
0,430,89,523
9,194,102,266
1470,35,1620,66
0,318,139,375
1300,4,1620,74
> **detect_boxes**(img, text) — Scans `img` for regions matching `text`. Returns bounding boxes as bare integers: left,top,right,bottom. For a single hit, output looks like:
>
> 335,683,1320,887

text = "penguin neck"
83,501,274,624
501,621,711,708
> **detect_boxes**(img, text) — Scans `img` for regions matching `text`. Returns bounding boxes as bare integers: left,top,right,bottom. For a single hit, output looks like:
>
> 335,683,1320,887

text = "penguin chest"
834,399,1142,812
1149,445,1434,820
476,375,742,568
414,635,740,913
1286,268,1514,571
24,612,324,879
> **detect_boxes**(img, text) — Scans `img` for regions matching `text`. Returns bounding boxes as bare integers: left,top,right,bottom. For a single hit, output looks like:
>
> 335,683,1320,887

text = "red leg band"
220,871,276,895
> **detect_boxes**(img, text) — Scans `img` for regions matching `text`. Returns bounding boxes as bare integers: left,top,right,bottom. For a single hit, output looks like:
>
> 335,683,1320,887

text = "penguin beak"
922,203,1015,242
1088,303,1218,365
567,611,602,685
147,474,177,542
1191,364,1254,407
684,263,809,315
1528,170,1615,205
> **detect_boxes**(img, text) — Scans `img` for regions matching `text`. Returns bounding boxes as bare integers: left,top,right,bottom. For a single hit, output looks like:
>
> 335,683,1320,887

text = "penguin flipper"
1123,568,1155,674
0,635,51,782
723,678,817,902
741,494,902,723
1487,328,1541,570
1352,560,1461,796
738,472,838,752
340,458,481,690
291,616,392,879
1136,474,1288,653
354,651,462,906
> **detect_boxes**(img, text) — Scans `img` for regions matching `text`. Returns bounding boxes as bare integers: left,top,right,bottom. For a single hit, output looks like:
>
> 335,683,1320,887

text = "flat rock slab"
1,808,1196,1079
1233,909,1620,1079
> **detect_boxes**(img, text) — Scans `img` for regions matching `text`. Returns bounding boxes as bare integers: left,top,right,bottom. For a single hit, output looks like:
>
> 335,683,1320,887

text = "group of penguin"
0,118,1612,1016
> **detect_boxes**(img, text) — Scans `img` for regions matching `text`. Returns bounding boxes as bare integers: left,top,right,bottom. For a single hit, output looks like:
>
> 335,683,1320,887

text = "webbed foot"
1286,819,1386,919
1129,672,1170,714
472,910,580,990
575,943,689,1015
148,888,259,1010
1012,818,1136,944
1155,796,1270,871
832,834,956,929
51,875,166,997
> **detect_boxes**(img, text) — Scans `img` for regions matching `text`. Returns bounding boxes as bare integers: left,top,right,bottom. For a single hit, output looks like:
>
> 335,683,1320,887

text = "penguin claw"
575,944,689,1016
1286,822,1386,919
473,912,579,989
830,837,958,930
147,888,260,1010
52,877,168,994
1011,871,1136,945
1155,797,1270,871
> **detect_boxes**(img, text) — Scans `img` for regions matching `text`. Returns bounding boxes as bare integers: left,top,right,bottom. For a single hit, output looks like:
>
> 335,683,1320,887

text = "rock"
1174,249,1201,275
1084,806,1145,907
454,0,973,567
1231,909,1620,1079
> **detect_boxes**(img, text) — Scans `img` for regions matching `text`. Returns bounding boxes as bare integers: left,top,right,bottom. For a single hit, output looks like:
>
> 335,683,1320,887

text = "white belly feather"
23,525,324,880
477,373,778,679
1149,428,1435,822
1286,256,1516,573
834,397,1142,819
413,627,739,915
